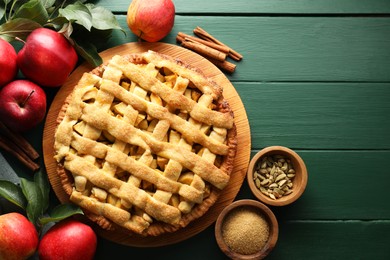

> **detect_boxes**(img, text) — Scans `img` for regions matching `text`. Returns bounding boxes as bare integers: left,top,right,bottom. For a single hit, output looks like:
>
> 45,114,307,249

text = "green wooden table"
2,0,390,259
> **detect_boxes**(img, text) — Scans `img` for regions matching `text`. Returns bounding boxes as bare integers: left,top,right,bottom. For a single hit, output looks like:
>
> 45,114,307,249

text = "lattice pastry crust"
54,50,237,236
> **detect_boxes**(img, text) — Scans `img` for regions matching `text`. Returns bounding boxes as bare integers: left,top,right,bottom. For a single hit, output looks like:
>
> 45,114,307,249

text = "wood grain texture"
268,220,390,259
93,220,390,259
235,82,390,149
251,151,390,220
105,16,390,82
98,0,390,14
42,42,251,247
8,0,389,258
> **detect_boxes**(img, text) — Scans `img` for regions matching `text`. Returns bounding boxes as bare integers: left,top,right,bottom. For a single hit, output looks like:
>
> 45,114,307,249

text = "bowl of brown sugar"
215,199,278,259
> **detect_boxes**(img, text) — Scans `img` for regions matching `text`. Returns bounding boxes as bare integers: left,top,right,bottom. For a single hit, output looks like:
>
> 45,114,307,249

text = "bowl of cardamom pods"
247,146,308,206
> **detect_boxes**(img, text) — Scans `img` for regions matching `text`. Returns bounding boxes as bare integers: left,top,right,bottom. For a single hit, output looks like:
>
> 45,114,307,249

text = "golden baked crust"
54,50,237,236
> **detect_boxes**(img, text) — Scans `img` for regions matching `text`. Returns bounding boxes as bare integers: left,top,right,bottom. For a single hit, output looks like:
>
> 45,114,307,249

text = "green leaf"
13,0,49,25
45,15,69,31
85,3,122,31
39,203,84,225
71,37,102,67
42,0,56,9
58,1,92,31
20,178,43,225
0,3,5,22
0,17,41,41
34,168,50,214
57,21,73,39
0,180,27,209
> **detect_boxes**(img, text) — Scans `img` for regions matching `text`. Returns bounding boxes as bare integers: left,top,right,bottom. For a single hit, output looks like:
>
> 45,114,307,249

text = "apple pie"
54,50,237,236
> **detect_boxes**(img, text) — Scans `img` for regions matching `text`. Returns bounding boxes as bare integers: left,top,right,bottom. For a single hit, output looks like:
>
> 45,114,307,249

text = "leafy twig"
0,168,83,232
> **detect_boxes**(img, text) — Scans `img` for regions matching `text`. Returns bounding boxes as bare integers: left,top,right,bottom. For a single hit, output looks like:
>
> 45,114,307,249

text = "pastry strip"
109,55,233,129
78,107,230,189
90,84,230,155
54,51,237,236
65,154,182,225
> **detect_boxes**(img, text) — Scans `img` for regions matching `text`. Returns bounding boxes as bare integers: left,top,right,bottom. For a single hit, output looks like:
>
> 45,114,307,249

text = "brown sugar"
221,206,270,255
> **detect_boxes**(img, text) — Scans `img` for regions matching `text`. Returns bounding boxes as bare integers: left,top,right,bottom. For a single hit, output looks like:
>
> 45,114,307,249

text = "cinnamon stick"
0,120,40,171
177,32,230,54
0,136,39,171
208,58,236,74
193,26,243,61
0,120,39,160
180,40,227,62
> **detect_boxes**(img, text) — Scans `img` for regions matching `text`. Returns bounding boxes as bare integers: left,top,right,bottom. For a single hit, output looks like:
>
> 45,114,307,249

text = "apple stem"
138,31,143,42
15,37,26,45
21,90,35,107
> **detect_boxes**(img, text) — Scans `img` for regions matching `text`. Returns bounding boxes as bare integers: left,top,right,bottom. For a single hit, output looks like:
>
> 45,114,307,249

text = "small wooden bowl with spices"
247,146,308,206
215,199,278,259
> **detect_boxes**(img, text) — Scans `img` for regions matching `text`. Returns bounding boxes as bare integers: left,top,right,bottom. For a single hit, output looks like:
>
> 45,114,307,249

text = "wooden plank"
269,221,390,259
99,0,390,14
107,16,390,82
235,82,390,149
237,151,390,220
93,221,390,259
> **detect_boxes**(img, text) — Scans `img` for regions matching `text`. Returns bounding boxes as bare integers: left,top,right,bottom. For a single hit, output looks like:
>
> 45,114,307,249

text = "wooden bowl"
215,199,278,259
247,146,308,206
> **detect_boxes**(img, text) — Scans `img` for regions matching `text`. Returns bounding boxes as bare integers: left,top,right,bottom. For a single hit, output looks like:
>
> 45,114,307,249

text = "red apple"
0,212,39,260
0,80,46,132
127,0,175,42
17,28,78,87
38,218,97,260
0,38,18,87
